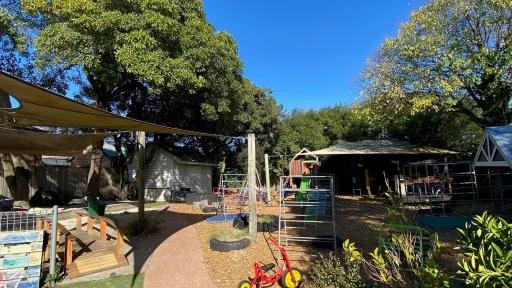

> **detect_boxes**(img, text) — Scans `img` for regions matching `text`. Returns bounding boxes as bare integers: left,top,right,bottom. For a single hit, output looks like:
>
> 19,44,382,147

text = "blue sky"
203,1,425,112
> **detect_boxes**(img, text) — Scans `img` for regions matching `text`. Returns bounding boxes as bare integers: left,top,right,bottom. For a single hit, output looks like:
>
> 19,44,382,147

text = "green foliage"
363,0,512,127
383,192,415,226
19,0,280,170
307,239,366,288
43,262,62,288
0,1,68,93
275,106,374,156
457,212,512,287
367,227,448,287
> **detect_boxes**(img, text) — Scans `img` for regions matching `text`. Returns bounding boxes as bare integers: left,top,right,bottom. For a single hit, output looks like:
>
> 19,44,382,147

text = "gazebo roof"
474,126,512,168
307,139,456,156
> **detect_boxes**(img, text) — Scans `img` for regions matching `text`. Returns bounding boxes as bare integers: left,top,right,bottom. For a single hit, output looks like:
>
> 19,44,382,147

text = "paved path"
144,208,215,288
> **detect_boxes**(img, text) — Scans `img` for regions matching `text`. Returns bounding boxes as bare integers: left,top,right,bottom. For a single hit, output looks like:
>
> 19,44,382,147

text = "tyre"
280,268,303,288
209,238,250,252
237,280,252,288
202,206,218,213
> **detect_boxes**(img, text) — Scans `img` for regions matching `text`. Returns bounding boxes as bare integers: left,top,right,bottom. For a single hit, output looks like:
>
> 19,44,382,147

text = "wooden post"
136,131,146,222
364,168,372,196
248,133,257,240
99,219,107,240
264,154,271,203
75,214,82,231
65,237,73,268
87,216,93,234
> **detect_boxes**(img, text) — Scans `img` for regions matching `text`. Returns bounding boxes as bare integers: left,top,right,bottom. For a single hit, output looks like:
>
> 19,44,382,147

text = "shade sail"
0,127,112,156
0,71,220,137
306,140,456,155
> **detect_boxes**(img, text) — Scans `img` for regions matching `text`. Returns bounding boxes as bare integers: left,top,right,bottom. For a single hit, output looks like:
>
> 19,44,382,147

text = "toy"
237,235,302,288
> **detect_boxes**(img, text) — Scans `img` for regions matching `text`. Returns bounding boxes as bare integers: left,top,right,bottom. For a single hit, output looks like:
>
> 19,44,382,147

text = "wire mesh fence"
0,210,51,232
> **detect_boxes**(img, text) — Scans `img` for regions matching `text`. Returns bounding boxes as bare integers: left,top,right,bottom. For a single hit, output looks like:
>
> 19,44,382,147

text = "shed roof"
474,126,512,168
307,140,456,156
0,71,219,137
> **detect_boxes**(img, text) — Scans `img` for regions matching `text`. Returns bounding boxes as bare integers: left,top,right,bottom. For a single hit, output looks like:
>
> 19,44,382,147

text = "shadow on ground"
104,205,208,287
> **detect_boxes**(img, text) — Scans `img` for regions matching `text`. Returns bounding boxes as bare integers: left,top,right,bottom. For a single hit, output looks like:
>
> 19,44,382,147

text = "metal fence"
0,210,51,232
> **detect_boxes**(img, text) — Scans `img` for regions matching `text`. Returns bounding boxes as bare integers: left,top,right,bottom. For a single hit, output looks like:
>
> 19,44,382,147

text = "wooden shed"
131,146,217,201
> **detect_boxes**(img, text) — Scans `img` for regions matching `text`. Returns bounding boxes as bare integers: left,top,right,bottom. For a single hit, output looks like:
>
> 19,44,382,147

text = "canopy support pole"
264,153,271,202
248,133,257,240
136,131,146,222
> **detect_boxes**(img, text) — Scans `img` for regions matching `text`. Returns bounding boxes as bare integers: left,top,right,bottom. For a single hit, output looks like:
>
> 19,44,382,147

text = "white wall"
133,148,213,201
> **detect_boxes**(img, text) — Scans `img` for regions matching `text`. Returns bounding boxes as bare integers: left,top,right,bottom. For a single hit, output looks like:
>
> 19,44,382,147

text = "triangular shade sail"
0,127,112,156
0,71,219,137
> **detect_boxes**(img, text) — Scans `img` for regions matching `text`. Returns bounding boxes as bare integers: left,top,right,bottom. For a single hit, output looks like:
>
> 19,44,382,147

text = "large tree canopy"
363,0,512,127
20,0,280,166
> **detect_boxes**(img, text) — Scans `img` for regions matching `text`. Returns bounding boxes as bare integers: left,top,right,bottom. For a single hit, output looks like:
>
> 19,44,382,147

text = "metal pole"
49,205,58,275
331,177,337,252
278,176,282,245
264,154,271,203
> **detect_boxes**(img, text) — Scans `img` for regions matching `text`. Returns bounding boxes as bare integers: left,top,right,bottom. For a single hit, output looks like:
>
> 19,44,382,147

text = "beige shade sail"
0,71,220,137
0,127,112,156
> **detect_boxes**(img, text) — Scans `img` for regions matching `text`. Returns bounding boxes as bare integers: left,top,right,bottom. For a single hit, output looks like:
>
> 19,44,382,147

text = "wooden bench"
53,212,128,278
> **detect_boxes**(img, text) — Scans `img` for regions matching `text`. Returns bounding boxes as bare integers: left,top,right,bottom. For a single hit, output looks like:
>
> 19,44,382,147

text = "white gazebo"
473,126,512,169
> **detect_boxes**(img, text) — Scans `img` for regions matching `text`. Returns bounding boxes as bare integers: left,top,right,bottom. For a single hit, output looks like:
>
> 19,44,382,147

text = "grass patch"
57,273,143,288
125,216,160,236
211,226,248,241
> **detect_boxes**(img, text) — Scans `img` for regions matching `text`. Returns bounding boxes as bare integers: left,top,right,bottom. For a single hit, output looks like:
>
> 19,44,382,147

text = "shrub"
307,239,366,288
383,192,415,225
257,214,275,223
457,212,512,287
43,262,63,288
365,229,448,288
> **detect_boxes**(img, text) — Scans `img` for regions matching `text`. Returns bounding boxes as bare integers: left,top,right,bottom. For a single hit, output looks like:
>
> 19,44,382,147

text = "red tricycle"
238,235,303,288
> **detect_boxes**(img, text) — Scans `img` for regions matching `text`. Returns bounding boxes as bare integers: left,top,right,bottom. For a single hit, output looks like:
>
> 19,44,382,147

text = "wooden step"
66,248,128,278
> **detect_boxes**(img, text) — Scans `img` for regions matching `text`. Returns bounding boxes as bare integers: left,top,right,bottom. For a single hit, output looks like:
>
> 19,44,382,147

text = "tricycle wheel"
237,279,252,288
280,268,303,288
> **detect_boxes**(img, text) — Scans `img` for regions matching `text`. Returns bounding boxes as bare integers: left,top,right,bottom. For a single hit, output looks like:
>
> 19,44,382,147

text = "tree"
363,0,512,127
0,1,68,208
20,0,280,208
274,105,374,157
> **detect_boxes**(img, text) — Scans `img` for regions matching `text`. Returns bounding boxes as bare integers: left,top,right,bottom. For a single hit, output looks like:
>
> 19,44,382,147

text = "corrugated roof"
307,140,456,155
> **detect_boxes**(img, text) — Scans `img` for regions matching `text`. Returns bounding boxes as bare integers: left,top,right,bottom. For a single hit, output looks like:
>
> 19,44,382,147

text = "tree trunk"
11,154,31,209
0,90,31,209
87,141,103,215
0,153,16,197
